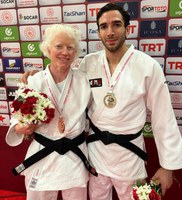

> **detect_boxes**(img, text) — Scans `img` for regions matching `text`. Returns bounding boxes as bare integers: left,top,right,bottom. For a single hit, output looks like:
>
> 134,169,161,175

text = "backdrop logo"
5,73,22,86
140,20,166,37
23,58,43,71
63,5,86,22
139,39,166,56
0,9,17,25
87,3,107,21
47,8,54,16
171,93,182,108
66,23,86,40
167,39,182,55
20,25,40,41
168,19,182,37
128,21,138,38
166,75,182,92
116,2,139,19
3,58,23,73
0,114,10,126
0,0,15,8
0,87,7,100
88,23,98,40
18,8,39,24
7,87,17,101
141,0,168,18
16,0,37,7
0,101,8,114
1,42,21,57
174,109,182,124
21,42,42,57
170,0,182,17
40,6,62,23
0,26,19,41
166,57,182,74
1,10,12,23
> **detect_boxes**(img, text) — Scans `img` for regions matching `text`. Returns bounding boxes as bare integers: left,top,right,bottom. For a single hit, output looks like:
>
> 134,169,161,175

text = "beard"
100,36,126,52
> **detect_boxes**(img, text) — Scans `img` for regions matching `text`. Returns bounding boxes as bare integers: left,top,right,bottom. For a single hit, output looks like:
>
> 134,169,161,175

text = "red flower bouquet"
131,180,161,200
11,83,55,139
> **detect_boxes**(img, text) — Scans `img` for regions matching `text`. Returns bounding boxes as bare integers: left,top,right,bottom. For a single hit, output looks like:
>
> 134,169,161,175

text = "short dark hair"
96,3,130,29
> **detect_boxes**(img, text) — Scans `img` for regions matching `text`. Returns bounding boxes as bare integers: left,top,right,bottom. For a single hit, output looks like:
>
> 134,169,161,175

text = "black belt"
87,121,148,161
12,132,98,176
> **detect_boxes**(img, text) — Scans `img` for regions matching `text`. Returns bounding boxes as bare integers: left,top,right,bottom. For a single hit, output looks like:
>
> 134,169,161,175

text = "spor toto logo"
1,11,13,24
24,27,36,39
5,28,12,36
28,44,35,51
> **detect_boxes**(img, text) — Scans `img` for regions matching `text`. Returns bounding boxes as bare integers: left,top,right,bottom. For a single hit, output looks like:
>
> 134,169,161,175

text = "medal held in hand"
104,93,117,108
58,117,65,133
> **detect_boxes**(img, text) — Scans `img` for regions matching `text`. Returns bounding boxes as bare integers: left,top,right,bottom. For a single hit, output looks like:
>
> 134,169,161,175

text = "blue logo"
167,39,182,56
116,2,139,19
3,58,23,73
140,20,166,37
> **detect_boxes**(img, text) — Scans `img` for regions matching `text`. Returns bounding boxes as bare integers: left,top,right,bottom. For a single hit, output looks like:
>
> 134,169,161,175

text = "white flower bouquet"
131,180,161,200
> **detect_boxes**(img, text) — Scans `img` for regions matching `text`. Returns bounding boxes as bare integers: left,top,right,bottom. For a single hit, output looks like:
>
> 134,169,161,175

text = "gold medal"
104,93,117,108
58,117,65,133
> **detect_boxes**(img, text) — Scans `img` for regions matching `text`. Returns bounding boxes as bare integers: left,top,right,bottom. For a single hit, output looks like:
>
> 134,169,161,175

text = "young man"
20,3,182,200
79,3,182,200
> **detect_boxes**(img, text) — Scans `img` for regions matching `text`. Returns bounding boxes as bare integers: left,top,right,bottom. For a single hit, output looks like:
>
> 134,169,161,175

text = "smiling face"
98,10,130,53
48,32,77,71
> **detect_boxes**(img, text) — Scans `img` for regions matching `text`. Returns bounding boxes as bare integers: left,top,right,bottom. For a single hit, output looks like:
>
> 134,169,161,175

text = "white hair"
40,24,81,59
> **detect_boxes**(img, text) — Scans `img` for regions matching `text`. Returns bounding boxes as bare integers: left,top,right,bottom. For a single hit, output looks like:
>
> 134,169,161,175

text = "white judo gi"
6,66,91,193
80,44,182,197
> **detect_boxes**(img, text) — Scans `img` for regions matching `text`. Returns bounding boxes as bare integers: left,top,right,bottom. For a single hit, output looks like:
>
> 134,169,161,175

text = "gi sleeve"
146,61,182,170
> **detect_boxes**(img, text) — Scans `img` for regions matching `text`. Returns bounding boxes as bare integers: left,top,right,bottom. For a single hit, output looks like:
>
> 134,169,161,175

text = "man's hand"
151,167,173,196
20,70,39,84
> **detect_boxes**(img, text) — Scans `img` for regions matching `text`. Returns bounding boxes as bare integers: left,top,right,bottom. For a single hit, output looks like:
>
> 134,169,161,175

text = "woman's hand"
15,124,38,136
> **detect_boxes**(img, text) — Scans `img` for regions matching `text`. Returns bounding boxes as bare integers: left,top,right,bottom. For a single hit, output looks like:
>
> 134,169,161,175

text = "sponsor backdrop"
0,0,182,136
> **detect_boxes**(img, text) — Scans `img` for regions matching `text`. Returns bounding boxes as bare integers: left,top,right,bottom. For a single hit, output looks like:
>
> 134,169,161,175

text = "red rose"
149,189,161,200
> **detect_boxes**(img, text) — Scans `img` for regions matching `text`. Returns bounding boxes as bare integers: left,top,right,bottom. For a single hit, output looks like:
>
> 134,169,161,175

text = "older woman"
6,24,95,200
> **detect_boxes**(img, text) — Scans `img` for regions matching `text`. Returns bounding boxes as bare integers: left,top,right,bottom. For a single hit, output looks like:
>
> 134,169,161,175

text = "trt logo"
169,62,182,69
89,8,100,17
128,21,138,38
129,25,136,34
166,57,182,74
87,3,107,21
139,39,166,56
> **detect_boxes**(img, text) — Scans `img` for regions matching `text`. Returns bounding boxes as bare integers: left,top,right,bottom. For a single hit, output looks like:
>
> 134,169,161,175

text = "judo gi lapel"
44,66,73,115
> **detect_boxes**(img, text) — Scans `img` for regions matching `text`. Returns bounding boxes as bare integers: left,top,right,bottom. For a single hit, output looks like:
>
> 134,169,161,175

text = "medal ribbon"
103,52,134,92
45,70,73,116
